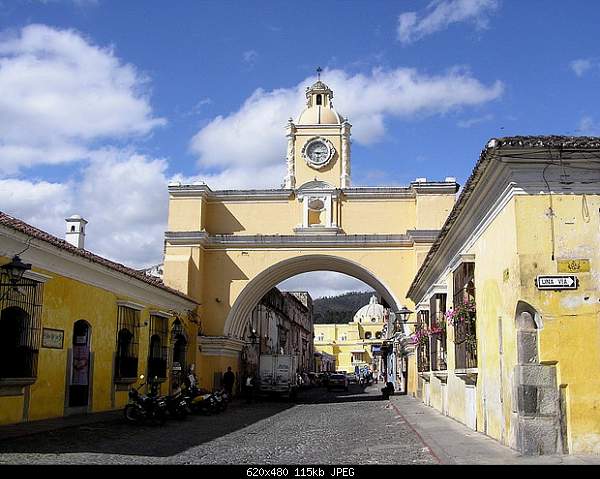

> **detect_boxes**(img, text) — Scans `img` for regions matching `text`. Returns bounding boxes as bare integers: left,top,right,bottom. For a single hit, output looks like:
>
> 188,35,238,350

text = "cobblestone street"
0,385,436,465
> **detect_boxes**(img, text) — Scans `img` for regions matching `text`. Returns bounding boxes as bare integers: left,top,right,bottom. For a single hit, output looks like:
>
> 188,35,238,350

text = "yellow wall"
314,321,385,372
514,194,600,454
415,194,456,230
340,199,416,234
0,262,196,425
205,200,301,235
193,248,417,337
411,193,600,455
167,197,205,231
167,191,454,237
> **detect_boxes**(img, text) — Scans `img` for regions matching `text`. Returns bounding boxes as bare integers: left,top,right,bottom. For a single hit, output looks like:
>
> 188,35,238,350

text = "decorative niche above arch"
294,181,341,234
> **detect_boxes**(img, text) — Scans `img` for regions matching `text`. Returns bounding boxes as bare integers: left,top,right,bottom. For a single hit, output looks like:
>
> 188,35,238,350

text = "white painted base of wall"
466,385,477,430
442,383,449,416
424,381,431,406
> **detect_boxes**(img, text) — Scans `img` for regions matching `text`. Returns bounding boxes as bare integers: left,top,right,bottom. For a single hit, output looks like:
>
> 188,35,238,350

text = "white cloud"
570,58,593,77
457,113,493,128
1,151,171,268
0,178,73,236
189,67,503,189
278,272,373,299
0,24,165,174
577,116,600,136
397,0,499,44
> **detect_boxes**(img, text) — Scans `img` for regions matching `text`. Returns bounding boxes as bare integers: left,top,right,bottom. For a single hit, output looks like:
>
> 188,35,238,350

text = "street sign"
535,275,578,290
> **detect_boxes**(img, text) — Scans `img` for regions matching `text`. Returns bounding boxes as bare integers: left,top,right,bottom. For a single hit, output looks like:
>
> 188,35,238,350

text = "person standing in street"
245,373,256,403
223,366,235,396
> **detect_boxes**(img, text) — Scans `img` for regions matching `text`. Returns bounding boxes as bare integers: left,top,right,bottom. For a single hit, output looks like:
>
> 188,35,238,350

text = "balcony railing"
417,339,430,372
454,314,477,370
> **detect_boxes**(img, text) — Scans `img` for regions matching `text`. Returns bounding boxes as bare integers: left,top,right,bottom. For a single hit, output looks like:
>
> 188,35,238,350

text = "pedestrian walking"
223,366,235,396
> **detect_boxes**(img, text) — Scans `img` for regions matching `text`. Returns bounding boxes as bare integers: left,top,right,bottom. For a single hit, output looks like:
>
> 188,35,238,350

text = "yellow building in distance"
314,295,388,374
163,76,458,390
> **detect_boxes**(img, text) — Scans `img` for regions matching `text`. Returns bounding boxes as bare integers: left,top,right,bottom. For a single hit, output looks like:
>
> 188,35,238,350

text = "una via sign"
536,275,578,290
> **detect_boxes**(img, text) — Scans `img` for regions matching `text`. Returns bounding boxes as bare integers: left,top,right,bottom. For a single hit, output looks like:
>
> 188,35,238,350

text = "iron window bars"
0,270,44,379
148,315,168,380
114,305,140,380
453,262,477,370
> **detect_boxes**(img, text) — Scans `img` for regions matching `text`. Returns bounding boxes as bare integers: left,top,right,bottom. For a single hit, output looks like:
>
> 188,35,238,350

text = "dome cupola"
297,68,343,125
353,295,385,324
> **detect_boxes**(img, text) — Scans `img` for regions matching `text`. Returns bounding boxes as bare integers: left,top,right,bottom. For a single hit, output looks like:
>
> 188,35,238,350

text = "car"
327,373,349,391
346,373,358,384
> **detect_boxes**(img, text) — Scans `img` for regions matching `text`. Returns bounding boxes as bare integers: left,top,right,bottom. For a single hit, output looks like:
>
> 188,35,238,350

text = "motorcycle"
181,383,218,415
123,375,168,425
212,389,230,412
165,384,190,420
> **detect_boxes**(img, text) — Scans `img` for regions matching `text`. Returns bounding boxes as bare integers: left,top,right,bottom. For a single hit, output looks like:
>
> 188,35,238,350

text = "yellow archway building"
163,78,458,389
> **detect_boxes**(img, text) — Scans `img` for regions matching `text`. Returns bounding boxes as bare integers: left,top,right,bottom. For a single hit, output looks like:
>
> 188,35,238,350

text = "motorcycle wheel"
153,409,167,426
124,404,141,424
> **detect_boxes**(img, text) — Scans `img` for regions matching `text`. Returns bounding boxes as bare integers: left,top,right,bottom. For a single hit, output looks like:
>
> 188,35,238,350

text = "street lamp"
1,255,31,289
248,328,259,345
393,306,418,328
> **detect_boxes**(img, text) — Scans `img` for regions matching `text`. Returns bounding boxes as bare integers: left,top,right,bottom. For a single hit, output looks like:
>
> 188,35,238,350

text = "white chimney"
65,215,88,249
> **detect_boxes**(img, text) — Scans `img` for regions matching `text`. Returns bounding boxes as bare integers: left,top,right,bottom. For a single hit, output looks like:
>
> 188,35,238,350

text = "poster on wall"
71,344,90,385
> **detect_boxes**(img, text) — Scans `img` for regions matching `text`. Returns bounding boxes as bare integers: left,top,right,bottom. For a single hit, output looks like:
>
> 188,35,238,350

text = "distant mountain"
313,291,374,324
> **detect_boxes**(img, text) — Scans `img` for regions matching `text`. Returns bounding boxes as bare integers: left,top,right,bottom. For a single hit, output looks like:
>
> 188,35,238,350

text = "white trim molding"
116,300,145,311
199,336,245,357
23,271,52,284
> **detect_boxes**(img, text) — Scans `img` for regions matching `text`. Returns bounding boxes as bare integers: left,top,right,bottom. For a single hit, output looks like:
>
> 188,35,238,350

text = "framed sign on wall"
42,328,64,349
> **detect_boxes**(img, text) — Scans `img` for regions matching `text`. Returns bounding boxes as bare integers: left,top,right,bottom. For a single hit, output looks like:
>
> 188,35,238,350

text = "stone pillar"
284,119,296,189
513,364,562,455
340,120,351,189
302,197,309,227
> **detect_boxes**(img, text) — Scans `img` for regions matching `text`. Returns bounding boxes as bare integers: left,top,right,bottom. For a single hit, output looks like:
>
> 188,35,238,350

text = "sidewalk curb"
388,399,454,465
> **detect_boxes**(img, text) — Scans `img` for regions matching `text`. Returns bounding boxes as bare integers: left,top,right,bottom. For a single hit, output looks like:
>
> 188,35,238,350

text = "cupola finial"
316,66,322,81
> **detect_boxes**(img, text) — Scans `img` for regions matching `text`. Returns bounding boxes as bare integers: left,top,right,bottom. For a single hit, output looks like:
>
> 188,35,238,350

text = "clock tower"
284,73,351,190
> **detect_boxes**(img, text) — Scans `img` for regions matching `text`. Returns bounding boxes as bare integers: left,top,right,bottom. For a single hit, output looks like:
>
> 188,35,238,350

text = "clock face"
304,139,332,167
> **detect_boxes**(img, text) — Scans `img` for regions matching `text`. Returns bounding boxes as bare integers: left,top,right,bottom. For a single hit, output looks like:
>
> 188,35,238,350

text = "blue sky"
1,0,600,296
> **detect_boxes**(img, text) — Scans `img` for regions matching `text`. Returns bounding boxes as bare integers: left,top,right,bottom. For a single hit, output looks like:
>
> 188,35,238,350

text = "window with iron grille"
147,315,168,380
416,310,430,372
0,271,44,379
453,262,477,369
430,293,447,371
114,306,139,380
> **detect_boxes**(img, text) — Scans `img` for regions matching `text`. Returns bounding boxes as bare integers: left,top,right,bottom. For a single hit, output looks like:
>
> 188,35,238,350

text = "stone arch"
224,254,402,339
